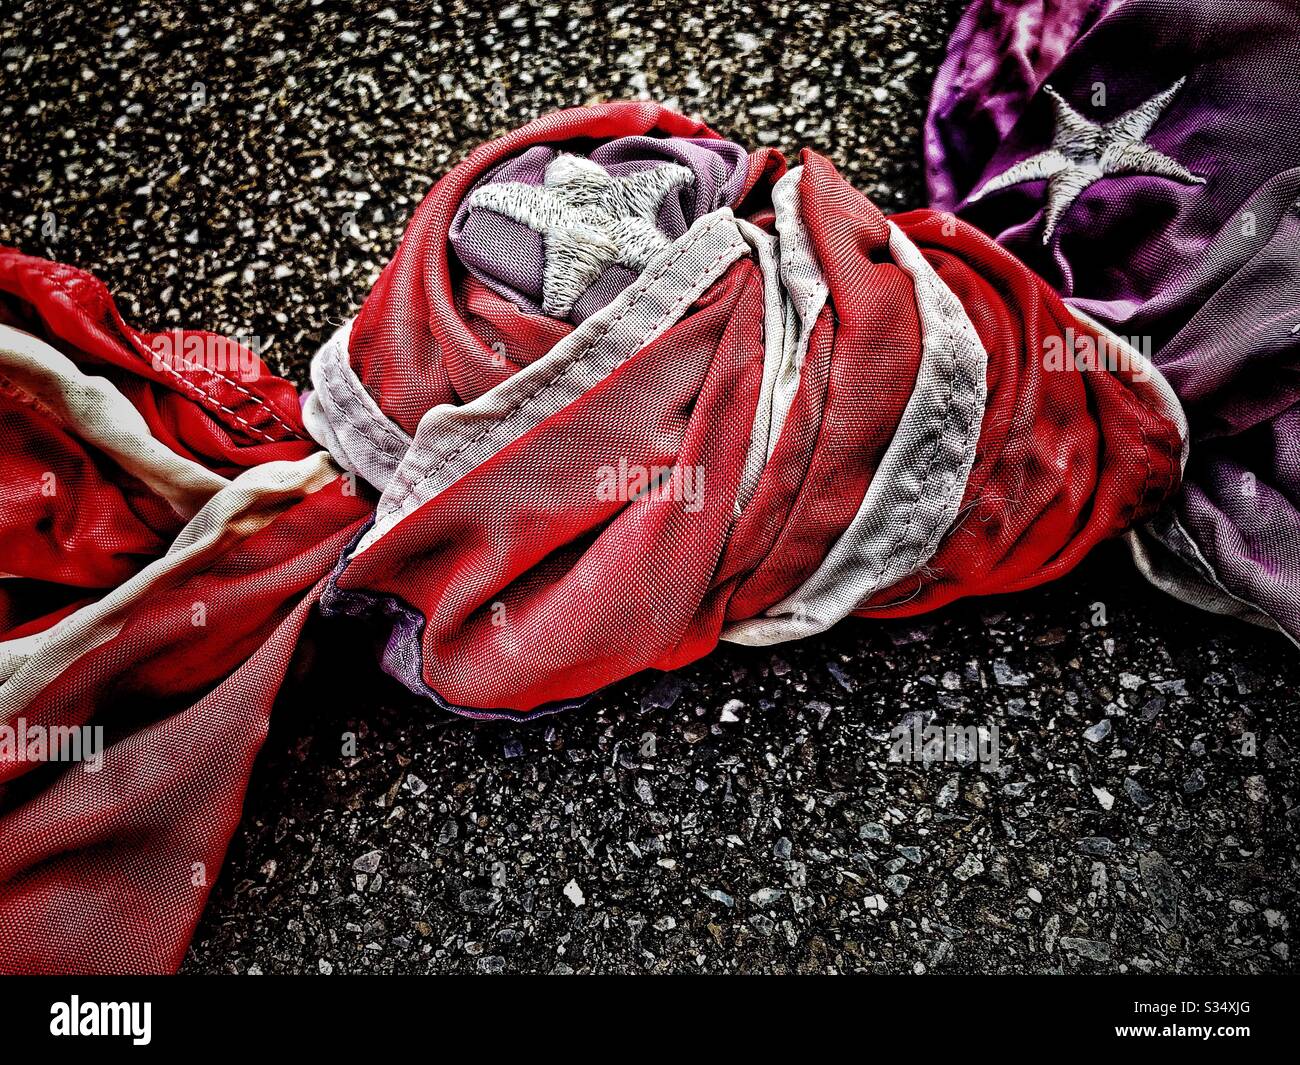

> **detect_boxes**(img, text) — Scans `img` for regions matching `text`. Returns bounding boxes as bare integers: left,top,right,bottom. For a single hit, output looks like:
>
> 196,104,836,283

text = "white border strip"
724,220,989,645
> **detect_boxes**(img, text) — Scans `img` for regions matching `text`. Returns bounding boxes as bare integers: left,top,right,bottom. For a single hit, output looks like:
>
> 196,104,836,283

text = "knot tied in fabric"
300,101,1185,715
0,100,1185,972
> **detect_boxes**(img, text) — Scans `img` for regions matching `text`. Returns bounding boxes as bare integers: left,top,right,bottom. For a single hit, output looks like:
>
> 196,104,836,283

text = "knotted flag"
0,101,1184,972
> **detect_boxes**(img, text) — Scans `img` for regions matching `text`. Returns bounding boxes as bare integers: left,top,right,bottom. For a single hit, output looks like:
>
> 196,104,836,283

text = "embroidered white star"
970,78,1205,243
467,154,696,317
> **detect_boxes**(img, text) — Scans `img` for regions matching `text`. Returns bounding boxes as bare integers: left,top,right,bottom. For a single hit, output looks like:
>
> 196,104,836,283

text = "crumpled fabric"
451,133,751,322
0,100,1183,972
926,0,1300,638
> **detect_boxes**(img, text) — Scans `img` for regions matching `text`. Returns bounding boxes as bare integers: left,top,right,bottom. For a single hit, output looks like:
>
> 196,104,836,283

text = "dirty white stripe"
728,166,829,520
724,220,988,645
0,452,339,717
0,323,229,518
303,317,413,492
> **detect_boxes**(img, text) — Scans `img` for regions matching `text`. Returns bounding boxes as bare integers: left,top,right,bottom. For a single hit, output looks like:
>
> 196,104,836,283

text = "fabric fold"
0,99,1187,972
925,0,1300,640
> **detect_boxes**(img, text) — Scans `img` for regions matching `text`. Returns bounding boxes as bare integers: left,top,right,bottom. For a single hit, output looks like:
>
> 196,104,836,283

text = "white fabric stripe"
0,323,229,518
730,216,786,517
303,317,414,492
0,629,46,689
354,208,751,555
0,451,340,719
768,166,829,461
723,220,989,645
730,165,828,519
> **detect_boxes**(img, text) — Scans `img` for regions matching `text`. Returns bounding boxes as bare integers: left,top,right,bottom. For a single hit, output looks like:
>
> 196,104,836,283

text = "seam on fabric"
722,219,987,644
323,348,409,459
54,272,301,443
138,353,287,444
308,321,413,487
180,360,302,440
